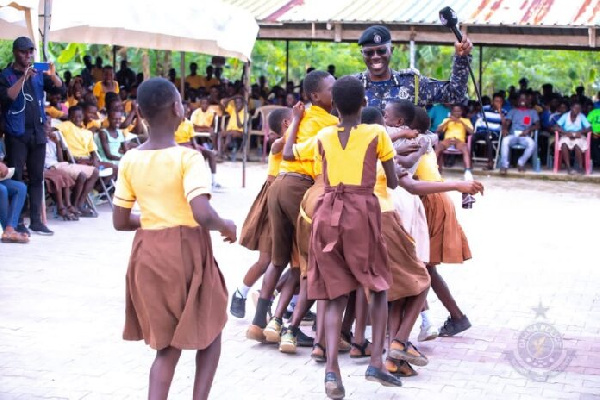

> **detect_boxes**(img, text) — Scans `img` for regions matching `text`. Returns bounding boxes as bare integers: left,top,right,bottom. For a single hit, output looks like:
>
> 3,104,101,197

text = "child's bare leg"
72,173,86,207
427,264,463,319
574,146,583,171
64,187,73,208
242,251,270,288
273,268,299,319
341,290,356,337
192,334,222,400
77,170,99,208
561,143,571,170
252,262,286,328
368,290,387,370
148,346,182,400
394,289,428,342
315,300,326,346
289,277,314,327
200,148,217,174
325,296,348,376
54,185,65,211
388,299,404,346
353,289,368,345
461,145,472,169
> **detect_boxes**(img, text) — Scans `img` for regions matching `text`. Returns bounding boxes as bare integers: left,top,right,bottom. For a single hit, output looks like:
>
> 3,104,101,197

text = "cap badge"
374,34,382,44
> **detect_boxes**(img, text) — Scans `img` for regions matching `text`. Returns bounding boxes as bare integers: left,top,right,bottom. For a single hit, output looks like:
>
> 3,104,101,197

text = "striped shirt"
474,105,505,134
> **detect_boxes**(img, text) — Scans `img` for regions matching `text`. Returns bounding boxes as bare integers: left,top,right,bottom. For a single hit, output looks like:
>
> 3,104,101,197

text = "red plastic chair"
441,135,473,168
552,131,592,174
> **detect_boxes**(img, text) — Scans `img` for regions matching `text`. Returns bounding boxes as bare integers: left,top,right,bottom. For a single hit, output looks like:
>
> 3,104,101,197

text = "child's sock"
287,295,299,313
420,310,432,328
464,168,473,181
237,284,251,299
253,298,271,328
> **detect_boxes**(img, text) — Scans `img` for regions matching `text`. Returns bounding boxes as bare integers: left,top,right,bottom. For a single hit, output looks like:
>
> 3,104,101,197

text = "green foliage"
1,38,599,98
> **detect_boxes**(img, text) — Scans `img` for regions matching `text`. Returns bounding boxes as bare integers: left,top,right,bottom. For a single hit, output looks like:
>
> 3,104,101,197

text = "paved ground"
1,162,600,400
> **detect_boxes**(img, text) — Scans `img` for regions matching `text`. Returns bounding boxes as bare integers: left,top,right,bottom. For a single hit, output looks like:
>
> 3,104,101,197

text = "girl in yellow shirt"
112,78,236,400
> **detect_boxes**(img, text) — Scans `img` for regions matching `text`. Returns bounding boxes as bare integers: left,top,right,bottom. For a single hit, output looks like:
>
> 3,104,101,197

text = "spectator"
0,161,29,243
168,68,181,90
81,55,94,88
45,87,68,121
116,60,136,91
45,119,98,218
97,110,133,165
435,104,473,179
219,94,245,160
92,65,119,110
472,93,506,169
0,36,62,236
91,56,104,83
63,70,72,88
499,93,540,174
586,106,600,167
67,78,84,107
202,66,220,89
428,103,451,132
185,62,203,92
82,102,101,132
554,102,591,174
327,64,337,79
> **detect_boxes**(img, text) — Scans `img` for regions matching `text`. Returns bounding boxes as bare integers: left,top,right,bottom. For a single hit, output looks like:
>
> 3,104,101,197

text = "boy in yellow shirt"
219,95,245,160
435,104,473,179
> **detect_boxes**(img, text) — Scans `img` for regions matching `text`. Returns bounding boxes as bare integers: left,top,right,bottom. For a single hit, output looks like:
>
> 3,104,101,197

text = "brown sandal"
350,340,372,358
1,230,29,244
58,207,78,221
311,343,326,363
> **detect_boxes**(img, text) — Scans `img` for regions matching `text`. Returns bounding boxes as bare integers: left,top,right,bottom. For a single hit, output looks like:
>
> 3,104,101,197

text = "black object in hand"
439,6,463,42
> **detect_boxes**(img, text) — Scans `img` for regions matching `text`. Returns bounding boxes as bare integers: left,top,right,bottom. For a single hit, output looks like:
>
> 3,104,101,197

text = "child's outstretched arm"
382,159,399,189
282,102,305,161
190,194,237,243
113,206,141,231
270,136,285,155
400,176,484,196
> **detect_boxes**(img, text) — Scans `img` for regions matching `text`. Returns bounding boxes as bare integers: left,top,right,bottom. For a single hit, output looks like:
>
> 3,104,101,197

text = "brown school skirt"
123,225,228,350
268,173,313,267
44,168,76,193
421,192,472,264
382,211,431,301
308,187,390,300
239,180,272,253
297,176,325,278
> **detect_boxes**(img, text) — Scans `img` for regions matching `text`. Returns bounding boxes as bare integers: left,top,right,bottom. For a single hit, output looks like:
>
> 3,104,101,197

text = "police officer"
0,37,62,236
355,25,473,110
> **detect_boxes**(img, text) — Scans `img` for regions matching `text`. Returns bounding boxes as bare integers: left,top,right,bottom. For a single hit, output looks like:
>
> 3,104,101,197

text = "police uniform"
355,25,471,109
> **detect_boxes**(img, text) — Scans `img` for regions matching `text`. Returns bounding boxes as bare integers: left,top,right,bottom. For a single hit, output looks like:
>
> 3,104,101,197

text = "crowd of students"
430,79,600,176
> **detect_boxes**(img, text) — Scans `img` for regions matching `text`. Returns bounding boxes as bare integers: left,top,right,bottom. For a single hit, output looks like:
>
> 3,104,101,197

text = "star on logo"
532,301,549,319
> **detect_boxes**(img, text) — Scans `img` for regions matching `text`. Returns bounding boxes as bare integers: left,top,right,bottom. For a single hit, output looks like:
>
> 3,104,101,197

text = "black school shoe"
365,365,402,387
29,223,54,236
16,223,31,237
230,290,246,318
301,310,316,325
439,315,471,337
296,327,314,347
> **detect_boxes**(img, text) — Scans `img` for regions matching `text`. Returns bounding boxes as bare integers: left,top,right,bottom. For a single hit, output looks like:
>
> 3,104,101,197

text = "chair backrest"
256,105,288,135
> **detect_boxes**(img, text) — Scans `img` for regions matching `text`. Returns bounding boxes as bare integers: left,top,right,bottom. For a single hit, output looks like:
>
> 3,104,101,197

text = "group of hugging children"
112,70,483,400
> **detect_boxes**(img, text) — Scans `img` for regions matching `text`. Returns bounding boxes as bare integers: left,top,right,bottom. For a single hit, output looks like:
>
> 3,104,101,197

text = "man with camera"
0,36,62,236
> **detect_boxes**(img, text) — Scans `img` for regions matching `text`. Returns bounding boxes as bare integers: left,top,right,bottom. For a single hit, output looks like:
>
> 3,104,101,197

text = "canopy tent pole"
285,40,289,86
112,45,117,69
409,40,416,69
180,52,186,99
242,61,251,188
478,45,483,95
41,0,51,62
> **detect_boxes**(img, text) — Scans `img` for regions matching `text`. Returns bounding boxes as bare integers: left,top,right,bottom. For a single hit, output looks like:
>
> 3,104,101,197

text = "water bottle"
462,193,475,209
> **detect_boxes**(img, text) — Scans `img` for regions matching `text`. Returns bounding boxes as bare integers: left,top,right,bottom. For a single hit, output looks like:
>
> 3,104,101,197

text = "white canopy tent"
0,0,258,61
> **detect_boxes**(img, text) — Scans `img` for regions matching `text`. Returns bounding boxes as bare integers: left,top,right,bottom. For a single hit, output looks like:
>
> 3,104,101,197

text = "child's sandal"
350,340,372,358
1,231,29,244
386,357,418,377
311,343,326,363
389,340,429,367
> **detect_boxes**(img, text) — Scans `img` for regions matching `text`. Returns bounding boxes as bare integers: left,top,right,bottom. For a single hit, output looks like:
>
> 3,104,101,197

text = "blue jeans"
0,179,27,230
500,135,535,168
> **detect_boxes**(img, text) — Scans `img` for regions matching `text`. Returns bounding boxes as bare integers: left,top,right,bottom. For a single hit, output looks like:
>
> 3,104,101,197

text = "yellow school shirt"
267,151,282,177
316,124,395,186
374,162,394,212
87,119,102,131
200,76,220,88
415,151,443,182
45,105,65,119
440,118,472,143
174,119,195,144
186,74,204,89
225,101,244,132
292,136,322,178
58,121,97,158
67,96,79,107
123,99,132,114
92,81,120,110
113,146,211,230
190,108,215,128
279,106,339,178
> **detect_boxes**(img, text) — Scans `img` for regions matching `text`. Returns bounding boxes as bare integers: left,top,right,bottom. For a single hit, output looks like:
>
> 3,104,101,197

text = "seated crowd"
1,51,599,245
429,79,600,176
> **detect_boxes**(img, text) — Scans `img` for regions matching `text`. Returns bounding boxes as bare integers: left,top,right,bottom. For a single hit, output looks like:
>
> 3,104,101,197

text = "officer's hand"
454,34,473,57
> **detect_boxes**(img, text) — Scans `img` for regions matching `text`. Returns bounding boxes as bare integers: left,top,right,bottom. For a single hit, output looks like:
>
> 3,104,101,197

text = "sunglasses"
362,48,389,57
